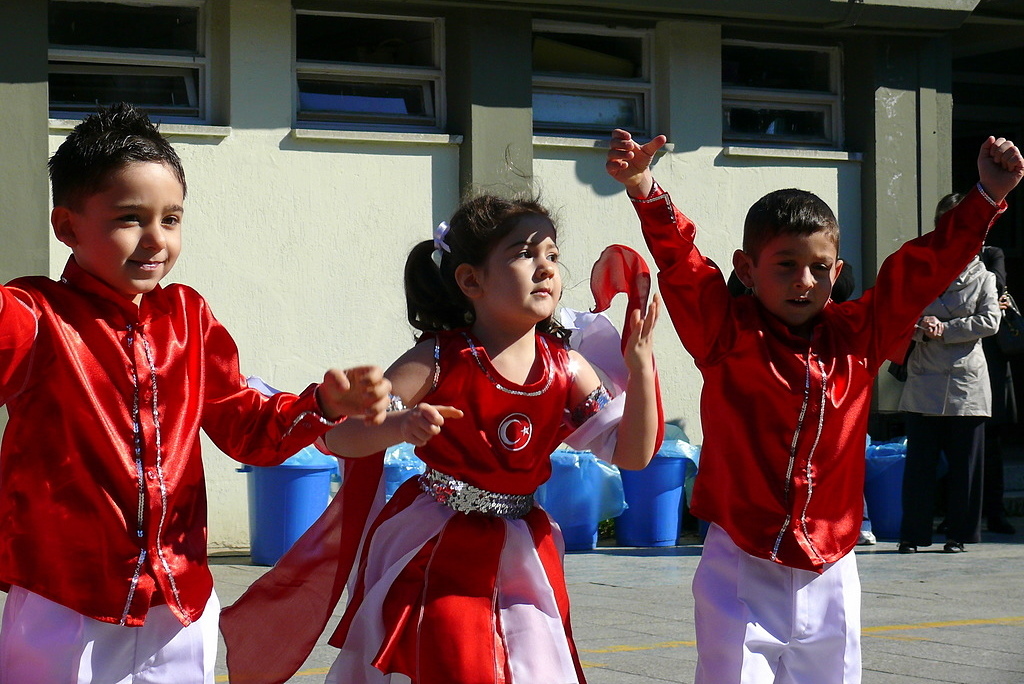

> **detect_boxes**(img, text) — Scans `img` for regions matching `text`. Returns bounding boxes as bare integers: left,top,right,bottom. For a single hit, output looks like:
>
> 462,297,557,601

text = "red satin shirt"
632,186,1004,571
0,258,337,626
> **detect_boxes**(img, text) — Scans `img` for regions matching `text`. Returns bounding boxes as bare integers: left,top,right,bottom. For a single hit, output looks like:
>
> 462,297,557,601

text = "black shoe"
988,517,1017,535
942,541,965,553
897,542,917,554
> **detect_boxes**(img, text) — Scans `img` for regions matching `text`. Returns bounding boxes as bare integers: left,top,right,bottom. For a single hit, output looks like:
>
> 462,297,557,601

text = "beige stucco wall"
37,127,860,550
30,2,864,549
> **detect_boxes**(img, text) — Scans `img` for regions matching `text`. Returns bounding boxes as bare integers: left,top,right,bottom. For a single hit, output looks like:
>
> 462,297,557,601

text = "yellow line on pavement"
215,617,1024,680
863,615,1024,635
581,639,697,654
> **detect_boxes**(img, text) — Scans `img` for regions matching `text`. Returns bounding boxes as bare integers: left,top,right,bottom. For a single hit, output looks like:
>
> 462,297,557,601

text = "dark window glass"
724,106,826,140
722,45,830,92
49,1,199,53
296,15,434,68
50,66,198,116
533,32,641,79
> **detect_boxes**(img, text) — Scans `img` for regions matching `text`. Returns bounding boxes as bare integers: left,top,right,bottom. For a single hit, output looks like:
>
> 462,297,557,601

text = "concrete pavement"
209,519,1024,683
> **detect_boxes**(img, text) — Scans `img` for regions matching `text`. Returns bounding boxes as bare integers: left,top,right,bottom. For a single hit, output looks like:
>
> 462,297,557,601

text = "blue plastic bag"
864,436,907,540
383,442,426,500
536,450,625,551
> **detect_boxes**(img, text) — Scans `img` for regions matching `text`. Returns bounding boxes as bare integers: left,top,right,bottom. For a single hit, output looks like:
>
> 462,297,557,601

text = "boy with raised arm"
607,128,1023,683
0,102,390,683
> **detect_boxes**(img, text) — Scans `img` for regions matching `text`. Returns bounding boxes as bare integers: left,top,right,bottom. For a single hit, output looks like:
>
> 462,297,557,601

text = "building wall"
4,0,956,549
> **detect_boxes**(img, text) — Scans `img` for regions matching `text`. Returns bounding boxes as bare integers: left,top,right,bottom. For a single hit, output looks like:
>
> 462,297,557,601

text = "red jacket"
0,258,337,625
632,186,1004,571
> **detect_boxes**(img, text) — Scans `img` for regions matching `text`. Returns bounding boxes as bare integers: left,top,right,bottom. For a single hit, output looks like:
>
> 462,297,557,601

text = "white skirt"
326,485,584,684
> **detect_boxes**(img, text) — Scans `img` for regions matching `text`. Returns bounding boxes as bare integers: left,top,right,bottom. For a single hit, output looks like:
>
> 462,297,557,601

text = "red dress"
222,330,588,684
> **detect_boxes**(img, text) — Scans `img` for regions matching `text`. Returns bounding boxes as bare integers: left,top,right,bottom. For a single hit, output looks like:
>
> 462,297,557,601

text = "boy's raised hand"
978,136,1024,203
606,129,667,199
318,366,391,425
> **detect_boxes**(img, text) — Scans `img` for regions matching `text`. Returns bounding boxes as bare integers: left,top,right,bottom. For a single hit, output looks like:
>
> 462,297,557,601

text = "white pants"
0,587,219,684
693,524,861,684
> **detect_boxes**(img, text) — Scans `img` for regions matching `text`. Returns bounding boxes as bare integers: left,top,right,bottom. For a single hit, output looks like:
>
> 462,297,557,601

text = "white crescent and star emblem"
497,413,533,451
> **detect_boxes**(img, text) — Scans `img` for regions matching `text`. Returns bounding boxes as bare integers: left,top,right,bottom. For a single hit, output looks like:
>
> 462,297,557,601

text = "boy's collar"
60,256,170,322
753,296,828,346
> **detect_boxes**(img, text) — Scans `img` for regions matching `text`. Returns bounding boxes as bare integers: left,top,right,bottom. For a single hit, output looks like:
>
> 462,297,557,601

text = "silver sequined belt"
419,468,535,519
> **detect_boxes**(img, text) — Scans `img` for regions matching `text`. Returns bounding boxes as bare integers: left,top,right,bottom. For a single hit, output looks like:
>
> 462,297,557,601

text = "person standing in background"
897,193,1002,554
980,243,1017,534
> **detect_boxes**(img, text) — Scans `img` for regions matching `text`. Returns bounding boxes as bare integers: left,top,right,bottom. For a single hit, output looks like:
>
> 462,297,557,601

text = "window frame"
293,9,446,132
531,20,653,137
721,39,843,149
47,0,209,124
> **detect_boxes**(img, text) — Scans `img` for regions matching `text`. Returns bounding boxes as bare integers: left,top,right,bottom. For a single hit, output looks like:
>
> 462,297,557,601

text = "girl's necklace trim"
461,332,554,397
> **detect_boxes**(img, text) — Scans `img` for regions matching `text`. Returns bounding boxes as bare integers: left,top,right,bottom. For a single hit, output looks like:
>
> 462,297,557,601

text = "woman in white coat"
898,193,1002,554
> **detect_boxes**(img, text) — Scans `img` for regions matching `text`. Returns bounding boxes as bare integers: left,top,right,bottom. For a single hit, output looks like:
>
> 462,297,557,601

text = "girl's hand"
319,366,391,424
624,294,660,373
400,404,464,446
606,129,667,199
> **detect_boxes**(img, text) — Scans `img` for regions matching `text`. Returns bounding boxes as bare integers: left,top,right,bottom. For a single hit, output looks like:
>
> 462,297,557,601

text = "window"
48,0,206,122
532,22,652,136
722,41,842,147
295,11,444,130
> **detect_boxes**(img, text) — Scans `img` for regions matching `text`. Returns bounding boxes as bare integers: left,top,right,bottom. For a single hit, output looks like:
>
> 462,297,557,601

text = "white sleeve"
562,392,625,461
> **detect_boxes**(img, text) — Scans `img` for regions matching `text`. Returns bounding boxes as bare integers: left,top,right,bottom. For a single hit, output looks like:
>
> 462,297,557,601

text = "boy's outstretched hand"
606,129,667,199
318,366,391,425
978,136,1024,203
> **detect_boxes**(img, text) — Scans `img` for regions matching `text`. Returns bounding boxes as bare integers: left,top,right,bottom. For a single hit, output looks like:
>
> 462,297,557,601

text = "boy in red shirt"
0,102,390,683
607,128,1022,683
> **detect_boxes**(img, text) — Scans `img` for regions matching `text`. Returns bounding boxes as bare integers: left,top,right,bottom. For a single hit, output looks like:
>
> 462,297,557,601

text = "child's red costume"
221,247,663,684
0,257,338,627
224,331,588,684
630,184,1005,572
333,330,586,683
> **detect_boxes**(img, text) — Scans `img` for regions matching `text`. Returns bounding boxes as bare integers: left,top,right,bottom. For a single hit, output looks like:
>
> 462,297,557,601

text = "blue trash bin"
241,446,338,566
537,450,620,551
864,438,907,541
616,447,687,547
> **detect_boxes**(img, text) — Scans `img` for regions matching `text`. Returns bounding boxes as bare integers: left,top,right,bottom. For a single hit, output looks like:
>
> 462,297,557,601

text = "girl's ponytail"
404,239,472,339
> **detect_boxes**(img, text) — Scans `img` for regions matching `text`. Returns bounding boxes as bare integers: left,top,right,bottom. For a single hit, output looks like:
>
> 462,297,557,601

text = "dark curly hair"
49,102,186,208
404,194,569,343
742,188,839,263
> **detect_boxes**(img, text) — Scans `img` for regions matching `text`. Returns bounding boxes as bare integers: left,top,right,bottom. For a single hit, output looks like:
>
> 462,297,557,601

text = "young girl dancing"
222,194,661,684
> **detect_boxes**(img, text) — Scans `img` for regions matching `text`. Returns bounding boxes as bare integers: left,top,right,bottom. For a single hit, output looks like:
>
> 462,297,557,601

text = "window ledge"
723,145,862,162
533,135,676,153
49,119,231,139
291,128,462,145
